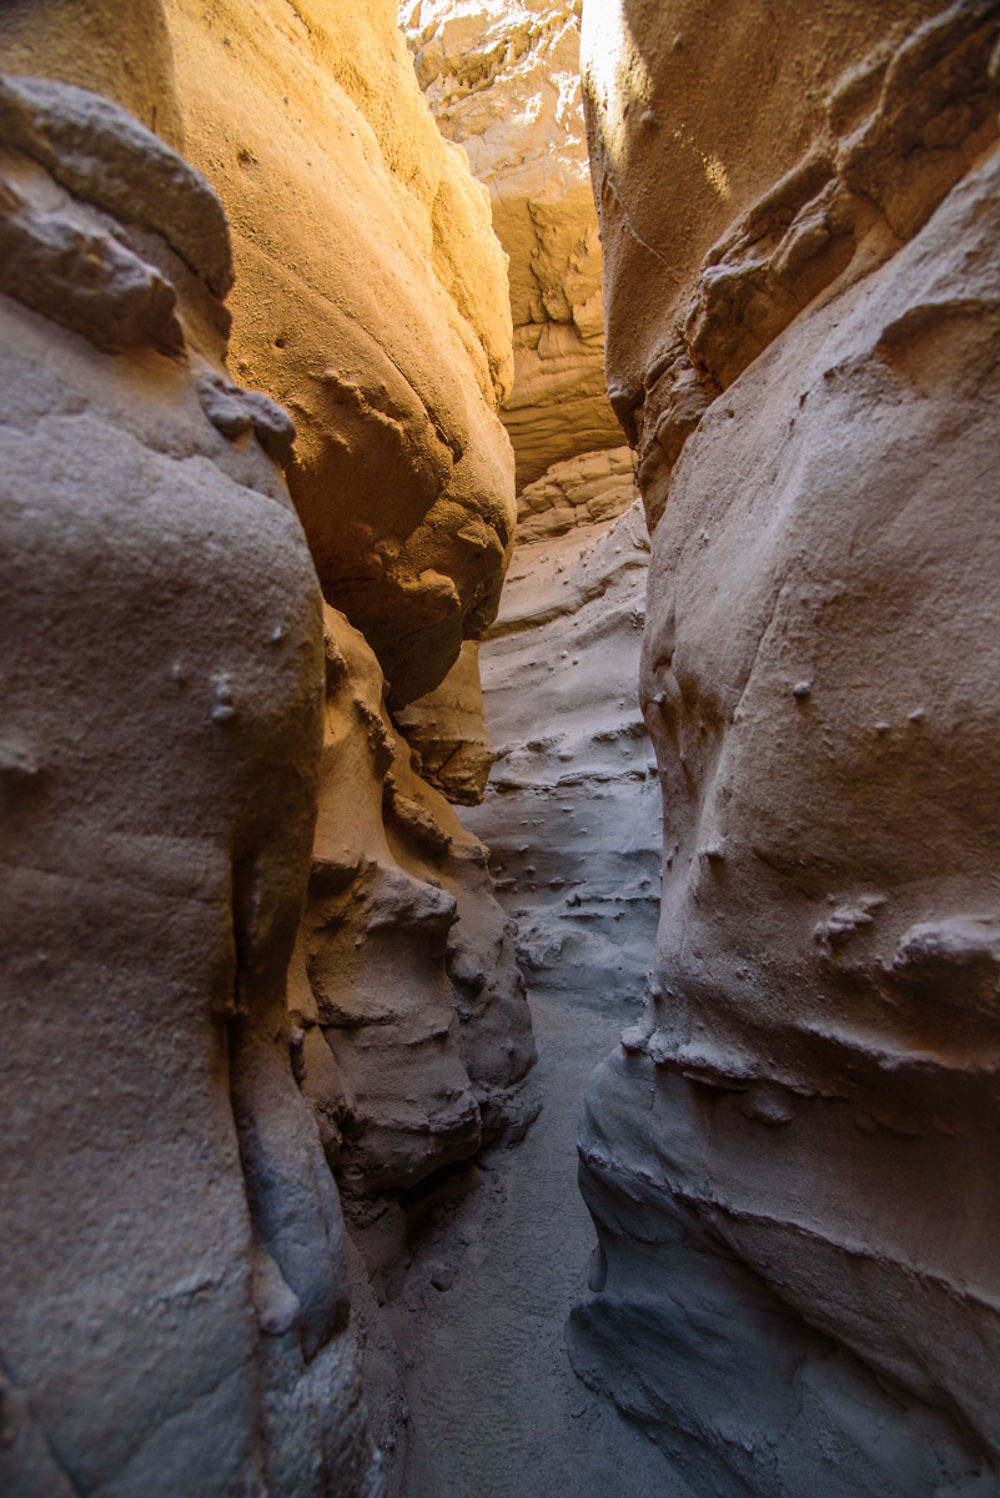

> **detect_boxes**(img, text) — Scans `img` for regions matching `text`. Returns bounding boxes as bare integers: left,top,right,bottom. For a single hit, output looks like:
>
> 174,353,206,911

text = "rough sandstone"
163,0,517,709
0,77,381,1498
402,0,621,489
0,2,535,1491
574,3,1000,1494
404,1,661,1031
291,604,535,1202
464,487,660,1010
393,640,499,805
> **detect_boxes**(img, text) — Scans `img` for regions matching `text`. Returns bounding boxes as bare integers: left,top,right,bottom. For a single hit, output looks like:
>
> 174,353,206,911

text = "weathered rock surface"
0,79,382,1498
0,0,185,150
402,0,621,488
290,605,536,1201
465,487,659,1011
515,442,635,541
404,3,659,1009
393,640,498,805
0,2,540,1489
574,3,1000,1493
157,0,517,708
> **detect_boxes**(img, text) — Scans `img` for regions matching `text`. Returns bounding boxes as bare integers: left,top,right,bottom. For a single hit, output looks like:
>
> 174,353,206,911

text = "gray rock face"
465,485,660,1012
575,3,1000,1493
0,78,381,1498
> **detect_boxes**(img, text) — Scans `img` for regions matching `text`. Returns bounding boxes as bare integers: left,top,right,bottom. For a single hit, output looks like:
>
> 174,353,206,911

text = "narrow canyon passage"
387,981,692,1498
3,3,999,1496
384,471,677,1494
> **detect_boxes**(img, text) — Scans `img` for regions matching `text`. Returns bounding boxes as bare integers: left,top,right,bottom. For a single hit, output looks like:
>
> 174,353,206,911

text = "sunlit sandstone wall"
0,1,535,1490
572,3,1000,1494
162,0,517,709
153,0,536,1209
401,0,621,488
1,0,536,1196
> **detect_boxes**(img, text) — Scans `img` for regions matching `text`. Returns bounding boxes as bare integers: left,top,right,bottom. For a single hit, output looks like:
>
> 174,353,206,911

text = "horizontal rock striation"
405,5,661,1016
574,3,1000,1494
464,480,660,1011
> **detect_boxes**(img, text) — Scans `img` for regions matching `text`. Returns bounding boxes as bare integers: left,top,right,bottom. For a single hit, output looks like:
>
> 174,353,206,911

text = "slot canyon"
0,1,998,1495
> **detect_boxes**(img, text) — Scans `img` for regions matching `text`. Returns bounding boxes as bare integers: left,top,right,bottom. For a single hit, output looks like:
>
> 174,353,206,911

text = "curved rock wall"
151,0,535,1229
405,2,661,1015
164,0,517,708
0,76,381,1498
573,3,1000,1493
291,604,535,1202
0,2,535,1491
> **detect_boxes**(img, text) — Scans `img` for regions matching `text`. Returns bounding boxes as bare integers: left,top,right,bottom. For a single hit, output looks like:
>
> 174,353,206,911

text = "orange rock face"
403,0,621,489
163,0,518,708
0,3,536,1492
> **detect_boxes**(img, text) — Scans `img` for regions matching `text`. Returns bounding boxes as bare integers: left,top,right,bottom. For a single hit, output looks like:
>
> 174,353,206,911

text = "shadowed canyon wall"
0,3,536,1492
572,2,1000,1495
0,75,378,1498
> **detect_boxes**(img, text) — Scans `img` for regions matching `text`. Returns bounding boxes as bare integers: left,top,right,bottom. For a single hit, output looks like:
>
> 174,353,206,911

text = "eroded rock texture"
0,1,537,1490
402,0,621,489
161,0,517,709
0,77,382,1498
464,476,660,1008
573,3,1000,1494
405,2,661,1012
155,0,538,1216
290,604,536,1203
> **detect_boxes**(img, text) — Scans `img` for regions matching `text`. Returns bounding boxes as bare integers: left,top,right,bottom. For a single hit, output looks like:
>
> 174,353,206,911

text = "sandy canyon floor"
385,980,695,1498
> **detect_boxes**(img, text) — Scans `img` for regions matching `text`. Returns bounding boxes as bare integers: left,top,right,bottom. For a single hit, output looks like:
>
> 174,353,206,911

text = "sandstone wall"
160,0,517,709
0,2,535,1491
404,2,660,1015
463,478,660,1009
291,604,535,1204
148,0,534,1224
573,3,1000,1494
0,76,381,1498
402,0,621,489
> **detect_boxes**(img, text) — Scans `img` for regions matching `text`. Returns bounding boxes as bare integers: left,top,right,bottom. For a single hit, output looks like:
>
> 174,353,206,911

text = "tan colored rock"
291,606,536,1197
574,4,1000,1494
1,2,518,707
393,641,498,804
0,0,184,149
0,3,537,1487
155,0,517,708
581,0,998,526
0,78,382,1498
516,443,635,540
403,0,621,487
